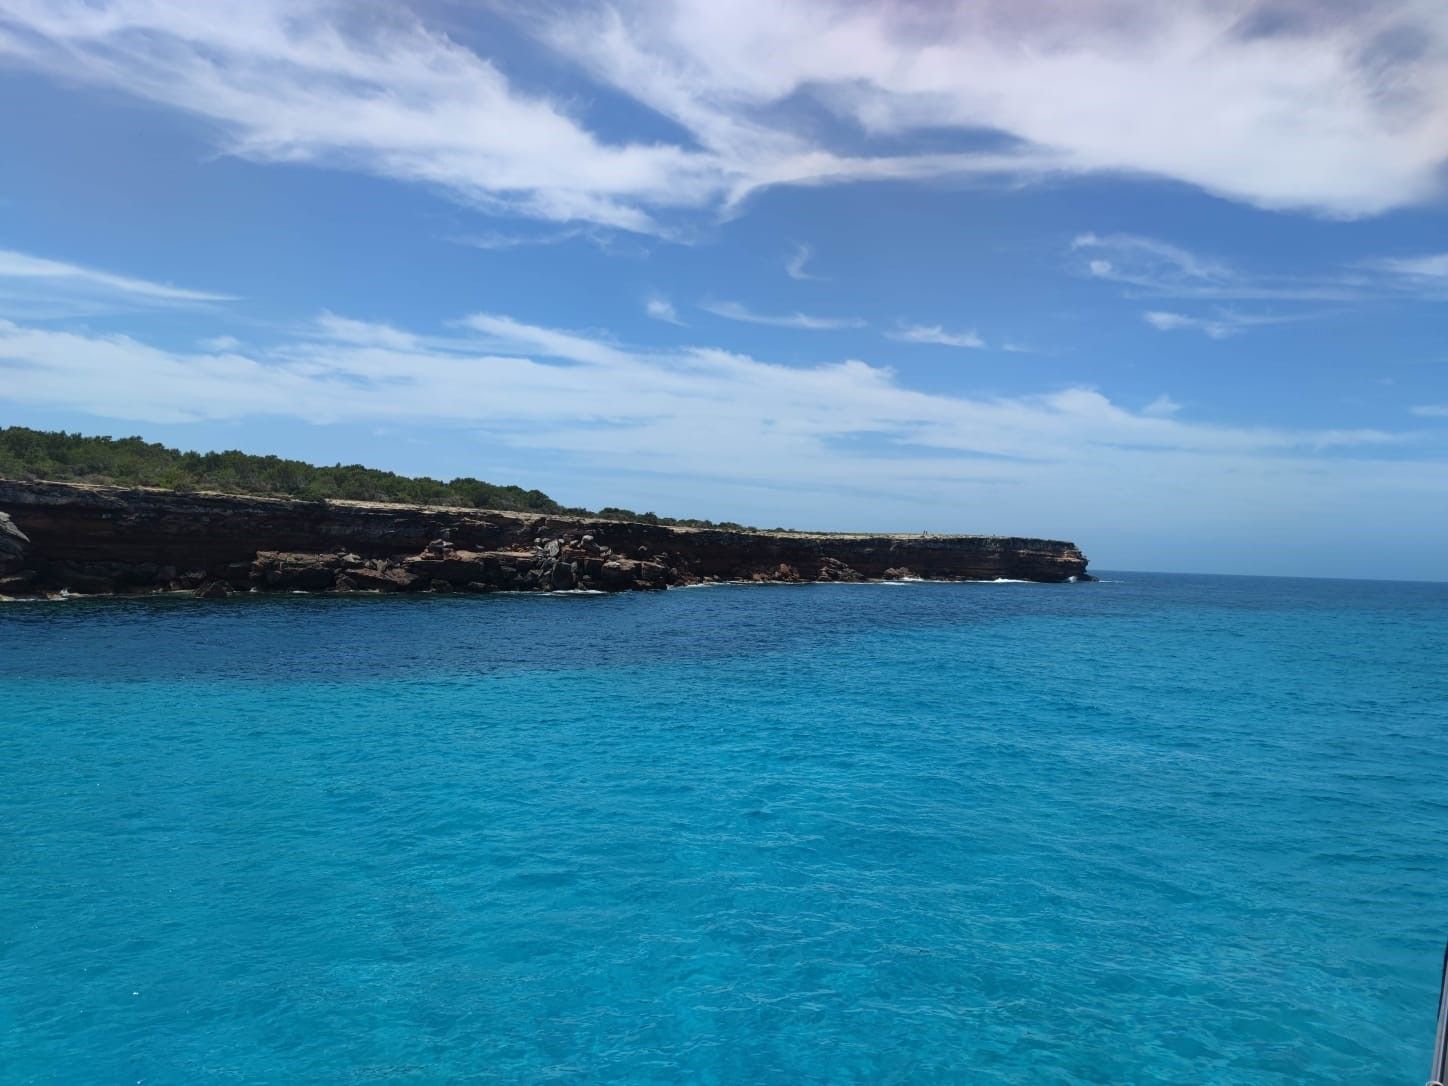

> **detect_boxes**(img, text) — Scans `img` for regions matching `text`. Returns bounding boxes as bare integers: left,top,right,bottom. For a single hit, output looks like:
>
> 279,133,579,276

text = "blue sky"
1,0,1446,579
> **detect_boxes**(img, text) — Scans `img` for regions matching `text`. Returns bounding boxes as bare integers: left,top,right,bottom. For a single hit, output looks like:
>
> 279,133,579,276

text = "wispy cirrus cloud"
702,300,865,330
1071,233,1361,303
888,323,986,350
451,227,593,251
3,0,1446,234
1362,252,1448,287
1412,404,1448,418
785,243,823,281
1071,231,1448,339
1143,311,1237,339
645,295,683,325
0,248,233,308
1141,309,1311,339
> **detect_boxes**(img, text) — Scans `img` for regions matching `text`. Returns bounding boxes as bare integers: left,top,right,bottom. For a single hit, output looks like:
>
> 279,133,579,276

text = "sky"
1,0,1446,579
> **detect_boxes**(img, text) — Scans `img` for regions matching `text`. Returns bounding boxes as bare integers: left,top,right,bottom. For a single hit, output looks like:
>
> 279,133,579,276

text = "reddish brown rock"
251,551,343,591
344,564,421,592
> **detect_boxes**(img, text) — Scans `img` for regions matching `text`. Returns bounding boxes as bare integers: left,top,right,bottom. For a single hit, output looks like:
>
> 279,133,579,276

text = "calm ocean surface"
2,573,1446,1083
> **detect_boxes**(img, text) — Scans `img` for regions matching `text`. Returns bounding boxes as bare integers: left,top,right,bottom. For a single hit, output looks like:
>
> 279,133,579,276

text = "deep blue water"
2,573,1447,1084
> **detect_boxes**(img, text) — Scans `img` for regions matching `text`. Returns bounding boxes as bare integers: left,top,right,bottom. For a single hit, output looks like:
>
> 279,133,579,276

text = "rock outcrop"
0,479,1091,598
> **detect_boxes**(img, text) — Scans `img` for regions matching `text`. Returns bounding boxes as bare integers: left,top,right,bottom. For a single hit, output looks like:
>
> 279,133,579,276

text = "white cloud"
1364,253,1448,282
889,323,986,350
1143,394,1182,418
312,312,421,351
0,247,232,304
1075,231,1377,339
1143,311,1235,339
452,228,591,251
1412,404,1448,418
1080,232,1448,338
1072,233,1359,302
535,0,1448,220
702,300,865,330
645,295,683,325
785,243,822,281
2,307,1444,569
0,311,1407,463
200,335,242,352
0,1,712,234
3,1,1445,231
1143,308,1311,339
457,313,639,368
1080,234,1448,306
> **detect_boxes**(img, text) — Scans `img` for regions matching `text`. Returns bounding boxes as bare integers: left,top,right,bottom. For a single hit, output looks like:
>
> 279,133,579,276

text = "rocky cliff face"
0,480,1090,598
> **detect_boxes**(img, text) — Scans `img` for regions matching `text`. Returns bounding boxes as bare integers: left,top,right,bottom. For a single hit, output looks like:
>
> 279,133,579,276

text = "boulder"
195,580,232,599
815,556,864,582
403,550,500,584
596,559,635,585
344,564,421,592
251,551,341,590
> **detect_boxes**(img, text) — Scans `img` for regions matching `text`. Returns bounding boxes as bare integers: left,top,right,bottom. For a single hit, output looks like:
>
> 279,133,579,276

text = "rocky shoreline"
0,480,1091,599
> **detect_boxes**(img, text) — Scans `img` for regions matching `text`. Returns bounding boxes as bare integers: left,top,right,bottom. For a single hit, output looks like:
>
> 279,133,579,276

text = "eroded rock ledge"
0,480,1091,598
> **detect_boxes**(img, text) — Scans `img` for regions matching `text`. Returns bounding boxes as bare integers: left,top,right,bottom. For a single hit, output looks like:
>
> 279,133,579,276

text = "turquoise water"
2,573,1446,1083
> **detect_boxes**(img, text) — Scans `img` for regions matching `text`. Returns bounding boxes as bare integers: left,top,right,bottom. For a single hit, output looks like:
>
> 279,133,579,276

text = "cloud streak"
702,301,866,330
1364,253,1448,285
0,248,233,304
1073,231,1448,339
1141,309,1309,339
1072,233,1361,303
888,323,986,350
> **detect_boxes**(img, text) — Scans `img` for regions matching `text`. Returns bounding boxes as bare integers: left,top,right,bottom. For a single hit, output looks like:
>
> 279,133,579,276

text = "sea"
2,572,1446,1084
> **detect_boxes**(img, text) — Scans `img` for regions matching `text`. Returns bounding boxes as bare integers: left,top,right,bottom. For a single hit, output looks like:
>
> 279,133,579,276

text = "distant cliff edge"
0,480,1091,599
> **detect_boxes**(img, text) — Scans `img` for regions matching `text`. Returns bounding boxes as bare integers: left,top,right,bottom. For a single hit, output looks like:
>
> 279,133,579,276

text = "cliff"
0,479,1090,598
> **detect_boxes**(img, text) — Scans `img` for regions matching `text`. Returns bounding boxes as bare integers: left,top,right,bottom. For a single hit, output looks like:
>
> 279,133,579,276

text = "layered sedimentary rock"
0,480,1090,598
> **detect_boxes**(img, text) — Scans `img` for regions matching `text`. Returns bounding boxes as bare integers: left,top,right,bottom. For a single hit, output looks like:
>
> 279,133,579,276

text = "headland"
0,479,1091,598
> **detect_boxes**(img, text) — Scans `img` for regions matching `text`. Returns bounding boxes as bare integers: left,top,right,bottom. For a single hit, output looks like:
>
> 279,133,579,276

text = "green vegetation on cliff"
0,427,758,529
